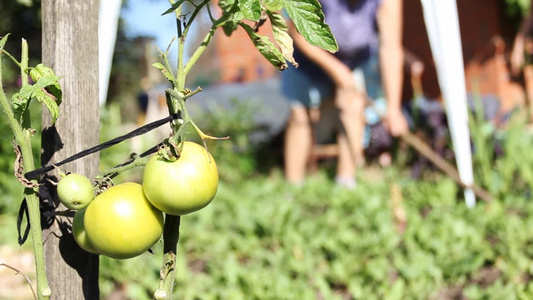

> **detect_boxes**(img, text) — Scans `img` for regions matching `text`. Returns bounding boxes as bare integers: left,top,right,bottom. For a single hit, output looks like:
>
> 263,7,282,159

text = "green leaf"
161,0,187,15
263,0,283,11
11,70,62,125
32,85,60,124
29,63,55,82
12,85,33,123
240,23,288,70
0,33,10,51
267,11,298,67
152,63,175,86
283,0,338,53
222,20,241,36
34,72,62,106
238,0,261,21
218,0,242,36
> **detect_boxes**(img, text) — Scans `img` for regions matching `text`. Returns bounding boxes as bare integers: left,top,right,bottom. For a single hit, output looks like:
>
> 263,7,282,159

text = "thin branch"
0,263,38,300
183,27,215,75
1,49,22,67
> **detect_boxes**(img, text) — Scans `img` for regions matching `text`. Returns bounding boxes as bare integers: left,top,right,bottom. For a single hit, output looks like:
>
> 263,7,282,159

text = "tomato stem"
0,38,50,300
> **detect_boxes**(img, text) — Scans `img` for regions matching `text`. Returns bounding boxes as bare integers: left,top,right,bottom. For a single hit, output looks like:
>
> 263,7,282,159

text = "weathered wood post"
41,0,100,298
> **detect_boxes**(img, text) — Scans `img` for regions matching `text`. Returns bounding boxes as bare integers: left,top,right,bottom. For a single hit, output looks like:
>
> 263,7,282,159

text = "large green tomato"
72,208,99,254
84,182,164,259
143,141,219,215
57,173,94,210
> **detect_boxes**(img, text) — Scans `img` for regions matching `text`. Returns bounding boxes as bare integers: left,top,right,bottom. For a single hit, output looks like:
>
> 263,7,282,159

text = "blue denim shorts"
280,52,386,148
280,51,384,108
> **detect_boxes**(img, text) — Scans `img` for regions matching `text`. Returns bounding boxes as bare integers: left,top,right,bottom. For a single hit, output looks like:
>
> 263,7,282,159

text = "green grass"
2,102,533,299
98,163,533,300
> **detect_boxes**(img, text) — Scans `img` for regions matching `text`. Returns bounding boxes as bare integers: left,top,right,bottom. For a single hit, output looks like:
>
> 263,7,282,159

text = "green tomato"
57,173,94,210
84,182,164,259
72,208,99,254
143,141,219,215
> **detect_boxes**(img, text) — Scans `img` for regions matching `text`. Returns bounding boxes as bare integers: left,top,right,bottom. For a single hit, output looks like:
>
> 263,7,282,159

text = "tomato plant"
84,182,164,259
143,141,219,215
57,173,94,210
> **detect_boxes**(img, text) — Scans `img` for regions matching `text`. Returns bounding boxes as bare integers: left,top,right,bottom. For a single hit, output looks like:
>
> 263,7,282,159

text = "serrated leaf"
11,73,62,124
12,85,34,123
161,0,187,15
35,74,62,105
283,0,338,53
152,62,176,86
240,23,288,70
268,11,298,67
29,63,55,82
263,0,283,11
0,33,10,51
32,86,60,124
238,0,261,21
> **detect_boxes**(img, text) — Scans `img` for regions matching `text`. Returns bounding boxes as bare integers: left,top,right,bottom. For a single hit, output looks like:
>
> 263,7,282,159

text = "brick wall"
403,0,514,100
213,19,279,83
207,0,518,102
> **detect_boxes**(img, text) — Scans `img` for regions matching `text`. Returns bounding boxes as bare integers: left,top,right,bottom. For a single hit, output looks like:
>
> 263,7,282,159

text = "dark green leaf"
238,0,261,21
283,0,338,53
267,11,298,67
222,20,241,36
240,23,287,70
217,0,241,36
162,0,187,15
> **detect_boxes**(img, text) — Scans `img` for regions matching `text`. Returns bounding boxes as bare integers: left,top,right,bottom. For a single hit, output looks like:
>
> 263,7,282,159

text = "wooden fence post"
41,0,100,298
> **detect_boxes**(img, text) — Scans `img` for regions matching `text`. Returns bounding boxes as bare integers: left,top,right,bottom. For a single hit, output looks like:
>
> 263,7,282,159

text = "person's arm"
287,21,357,91
376,0,407,136
511,11,533,75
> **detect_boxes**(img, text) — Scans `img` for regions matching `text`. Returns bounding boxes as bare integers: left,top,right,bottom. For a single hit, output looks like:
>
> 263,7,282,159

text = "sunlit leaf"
238,0,261,21
268,11,298,67
240,23,287,70
283,0,338,53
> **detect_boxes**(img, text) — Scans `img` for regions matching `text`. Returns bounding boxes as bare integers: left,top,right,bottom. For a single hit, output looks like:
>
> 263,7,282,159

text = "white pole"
99,0,122,106
421,0,476,207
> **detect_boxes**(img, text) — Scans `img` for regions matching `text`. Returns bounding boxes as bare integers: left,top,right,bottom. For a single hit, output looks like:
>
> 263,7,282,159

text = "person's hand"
385,109,408,137
334,87,365,112
330,64,358,92
511,38,525,76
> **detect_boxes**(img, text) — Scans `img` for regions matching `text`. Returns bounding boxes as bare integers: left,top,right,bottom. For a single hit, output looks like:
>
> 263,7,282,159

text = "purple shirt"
293,0,383,76
322,0,382,64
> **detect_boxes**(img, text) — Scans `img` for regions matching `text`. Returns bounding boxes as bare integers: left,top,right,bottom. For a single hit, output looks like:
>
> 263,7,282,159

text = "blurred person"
281,0,408,187
511,6,533,123
511,6,533,76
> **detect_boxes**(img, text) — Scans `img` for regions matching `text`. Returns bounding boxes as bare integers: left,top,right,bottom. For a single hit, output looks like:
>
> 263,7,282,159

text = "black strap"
24,112,180,180
17,198,30,245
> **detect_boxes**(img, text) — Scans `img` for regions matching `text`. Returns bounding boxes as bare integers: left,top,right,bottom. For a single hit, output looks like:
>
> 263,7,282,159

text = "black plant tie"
24,112,180,180
17,198,30,246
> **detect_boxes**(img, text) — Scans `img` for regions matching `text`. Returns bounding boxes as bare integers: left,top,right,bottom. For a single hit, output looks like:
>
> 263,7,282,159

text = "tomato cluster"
58,141,219,259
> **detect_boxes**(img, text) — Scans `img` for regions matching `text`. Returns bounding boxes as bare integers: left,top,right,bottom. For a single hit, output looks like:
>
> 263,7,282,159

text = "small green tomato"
57,173,94,210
